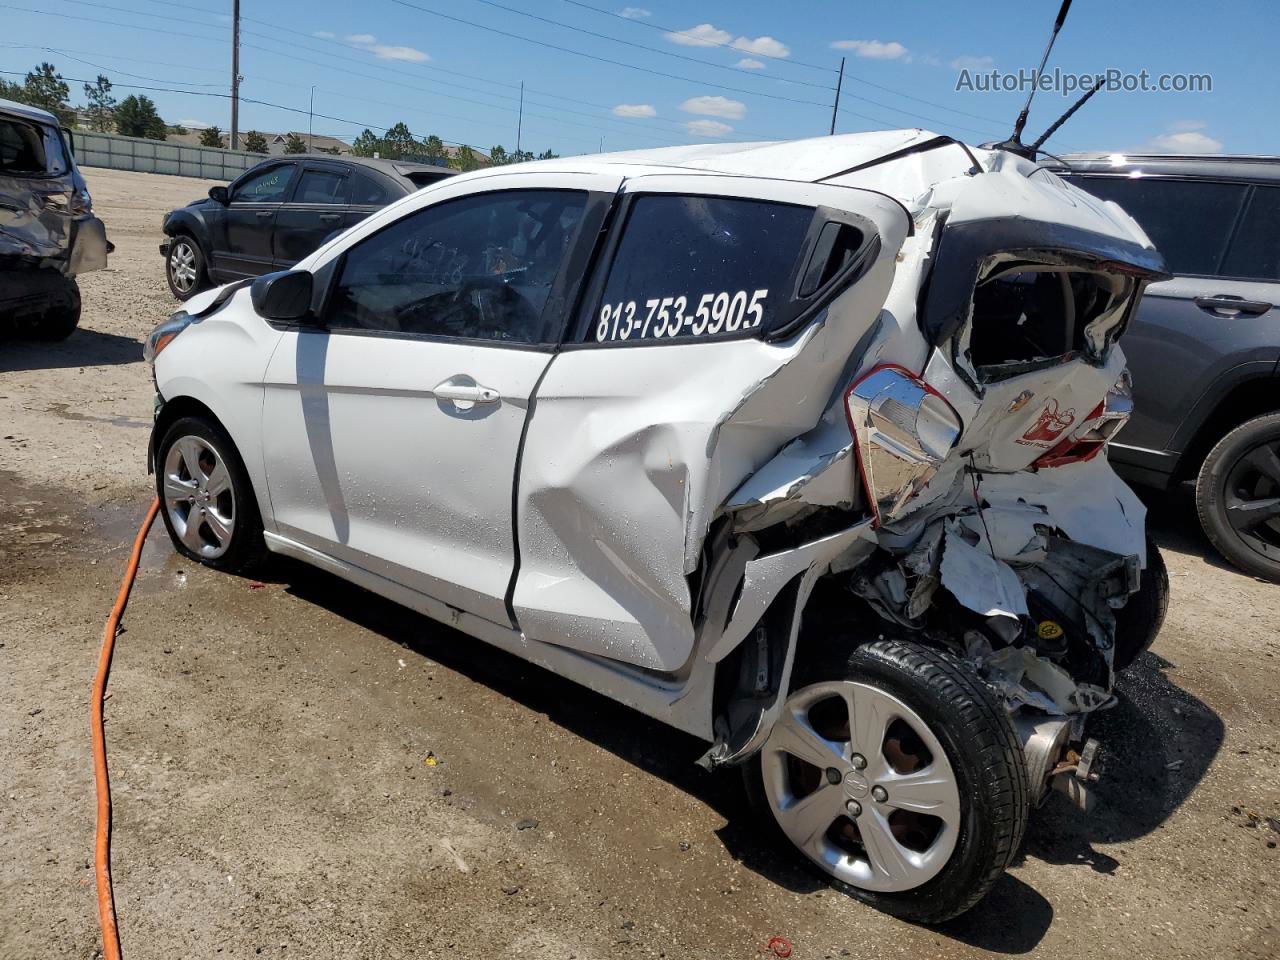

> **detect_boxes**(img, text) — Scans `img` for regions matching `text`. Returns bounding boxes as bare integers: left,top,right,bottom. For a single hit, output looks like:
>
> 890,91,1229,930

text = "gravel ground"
1,167,1278,960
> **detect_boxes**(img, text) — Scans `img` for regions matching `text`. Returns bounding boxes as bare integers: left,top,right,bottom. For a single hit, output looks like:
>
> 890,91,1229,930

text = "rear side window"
1069,175,1248,276
295,168,348,204
349,171,389,206
1221,186,1280,282
586,194,813,343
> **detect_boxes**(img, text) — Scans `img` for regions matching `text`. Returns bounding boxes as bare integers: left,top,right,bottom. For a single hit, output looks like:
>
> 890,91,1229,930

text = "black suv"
160,155,453,300
1050,154,1280,581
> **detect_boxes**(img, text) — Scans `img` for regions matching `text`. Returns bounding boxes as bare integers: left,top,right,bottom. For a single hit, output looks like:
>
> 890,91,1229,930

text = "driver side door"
260,172,619,626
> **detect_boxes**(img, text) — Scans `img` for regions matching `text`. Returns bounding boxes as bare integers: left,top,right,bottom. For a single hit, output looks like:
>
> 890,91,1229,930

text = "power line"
559,0,836,73
457,0,836,91
387,0,834,110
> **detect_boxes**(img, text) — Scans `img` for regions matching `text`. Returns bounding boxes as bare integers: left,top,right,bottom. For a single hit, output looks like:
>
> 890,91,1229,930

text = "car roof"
0,96,59,126
1044,152,1280,184
255,154,455,182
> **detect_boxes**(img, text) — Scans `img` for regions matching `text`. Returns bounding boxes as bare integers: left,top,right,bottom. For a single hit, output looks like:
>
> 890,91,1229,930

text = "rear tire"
166,235,208,300
27,278,81,341
1112,537,1168,672
1195,412,1280,583
154,415,268,574
745,639,1030,924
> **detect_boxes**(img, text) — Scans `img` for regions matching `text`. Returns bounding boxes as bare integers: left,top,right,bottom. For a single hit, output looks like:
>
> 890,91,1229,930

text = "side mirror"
251,270,314,321
209,186,229,204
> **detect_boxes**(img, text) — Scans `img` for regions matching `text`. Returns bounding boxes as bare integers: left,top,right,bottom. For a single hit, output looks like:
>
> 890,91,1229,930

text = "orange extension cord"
91,497,160,960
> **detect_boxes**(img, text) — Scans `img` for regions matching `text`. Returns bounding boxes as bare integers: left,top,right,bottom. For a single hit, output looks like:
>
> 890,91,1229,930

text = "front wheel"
1195,412,1280,583
154,415,267,573
166,235,208,300
746,639,1030,924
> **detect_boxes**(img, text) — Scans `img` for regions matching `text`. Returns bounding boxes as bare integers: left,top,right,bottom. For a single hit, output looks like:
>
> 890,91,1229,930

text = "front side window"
326,189,587,343
295,168,347,204
1221,186,1280,282
232,165,293,203
1070,175,1248,276
585,194,813,343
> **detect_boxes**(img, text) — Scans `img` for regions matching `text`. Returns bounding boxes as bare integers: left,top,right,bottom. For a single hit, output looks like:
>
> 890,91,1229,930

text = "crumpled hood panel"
0,177,70,258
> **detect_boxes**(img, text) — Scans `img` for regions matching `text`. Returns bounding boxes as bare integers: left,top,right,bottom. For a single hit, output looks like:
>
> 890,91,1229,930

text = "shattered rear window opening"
0,118,48,176
964,256,1136,381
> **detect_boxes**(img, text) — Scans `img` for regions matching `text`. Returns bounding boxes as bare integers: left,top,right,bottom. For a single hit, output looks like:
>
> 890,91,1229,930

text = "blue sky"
2,0,1276,155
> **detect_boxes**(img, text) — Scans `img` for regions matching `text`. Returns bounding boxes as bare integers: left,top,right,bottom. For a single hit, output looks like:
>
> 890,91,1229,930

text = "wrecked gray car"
1,97,109,340
146,129,1171,922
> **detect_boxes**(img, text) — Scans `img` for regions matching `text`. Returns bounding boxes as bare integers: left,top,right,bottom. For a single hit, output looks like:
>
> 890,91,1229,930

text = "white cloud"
613,103,657,118
619,6,651,17
1148,129,1222,153
179,118,210,129
369,44,430,62
831,39,909,61
950,54,993,70
732,35,789,58
735,58,766,70
313,30,335,40
343,34,429,62
686,119,732,138
679,95,746,119
667,23,732,47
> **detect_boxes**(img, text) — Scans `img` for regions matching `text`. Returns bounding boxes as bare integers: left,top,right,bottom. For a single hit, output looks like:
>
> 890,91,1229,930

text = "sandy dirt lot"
2,167,1278,960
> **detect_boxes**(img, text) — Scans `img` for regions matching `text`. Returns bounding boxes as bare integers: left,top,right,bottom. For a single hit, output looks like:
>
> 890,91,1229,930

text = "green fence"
74,130,258,181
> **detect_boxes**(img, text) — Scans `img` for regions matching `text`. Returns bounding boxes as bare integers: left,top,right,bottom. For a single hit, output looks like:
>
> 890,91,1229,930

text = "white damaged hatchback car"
146,130,1171,922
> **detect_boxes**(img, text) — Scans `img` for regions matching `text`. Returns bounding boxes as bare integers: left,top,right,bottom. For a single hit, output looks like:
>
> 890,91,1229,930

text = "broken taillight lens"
845,365,963,524
1032,370,1133,469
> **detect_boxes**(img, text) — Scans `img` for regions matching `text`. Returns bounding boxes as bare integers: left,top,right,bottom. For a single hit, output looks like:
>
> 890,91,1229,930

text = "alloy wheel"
1223,439,1280,563
761,680,961,893
162,435,236,559
169,241,198,293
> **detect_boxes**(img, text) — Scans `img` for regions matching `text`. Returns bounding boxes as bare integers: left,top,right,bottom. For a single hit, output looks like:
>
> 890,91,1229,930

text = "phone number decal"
595,289,768,342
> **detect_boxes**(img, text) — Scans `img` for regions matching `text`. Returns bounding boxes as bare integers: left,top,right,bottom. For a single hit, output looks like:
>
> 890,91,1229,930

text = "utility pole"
308,85,315,152
516,81,523,153
230,0,241,149
830,56,845,135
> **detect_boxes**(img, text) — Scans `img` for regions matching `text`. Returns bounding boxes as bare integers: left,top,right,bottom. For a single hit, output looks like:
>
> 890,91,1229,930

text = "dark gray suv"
1051,154,1280,581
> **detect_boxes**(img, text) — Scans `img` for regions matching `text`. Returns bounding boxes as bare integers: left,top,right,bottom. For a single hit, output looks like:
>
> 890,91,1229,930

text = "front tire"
154,415,267,573
746,639,1030,924
166,235,208,300
1195,412,1280,583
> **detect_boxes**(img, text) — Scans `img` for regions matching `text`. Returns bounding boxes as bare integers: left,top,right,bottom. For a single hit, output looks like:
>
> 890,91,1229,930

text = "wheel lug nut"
871,785,888,803
825,767,842,785
850,754,867,770
846,799,861,817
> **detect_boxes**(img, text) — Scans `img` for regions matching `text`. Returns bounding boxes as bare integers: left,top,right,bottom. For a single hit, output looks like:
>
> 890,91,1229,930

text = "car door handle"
255,210,273,219
433,378,500,404
1194,295,1272,316
319,213,341,223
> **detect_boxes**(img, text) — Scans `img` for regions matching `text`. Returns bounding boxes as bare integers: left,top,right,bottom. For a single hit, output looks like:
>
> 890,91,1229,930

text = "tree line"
350,122,558,171
2,61,563,168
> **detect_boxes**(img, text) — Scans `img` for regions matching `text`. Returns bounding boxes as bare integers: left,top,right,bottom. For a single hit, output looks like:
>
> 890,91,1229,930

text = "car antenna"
990,0,1074,159
1027,80,1102,155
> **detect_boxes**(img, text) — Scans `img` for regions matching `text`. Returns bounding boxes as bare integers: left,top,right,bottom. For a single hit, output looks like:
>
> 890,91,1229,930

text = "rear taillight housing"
1032,370,1133,469
845,364,963,525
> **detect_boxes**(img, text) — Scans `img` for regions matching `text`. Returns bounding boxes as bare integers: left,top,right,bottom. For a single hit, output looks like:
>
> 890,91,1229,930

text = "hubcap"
162,435,235,559
761,680,961,893
1224,439,1280,562
169,241,198,292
